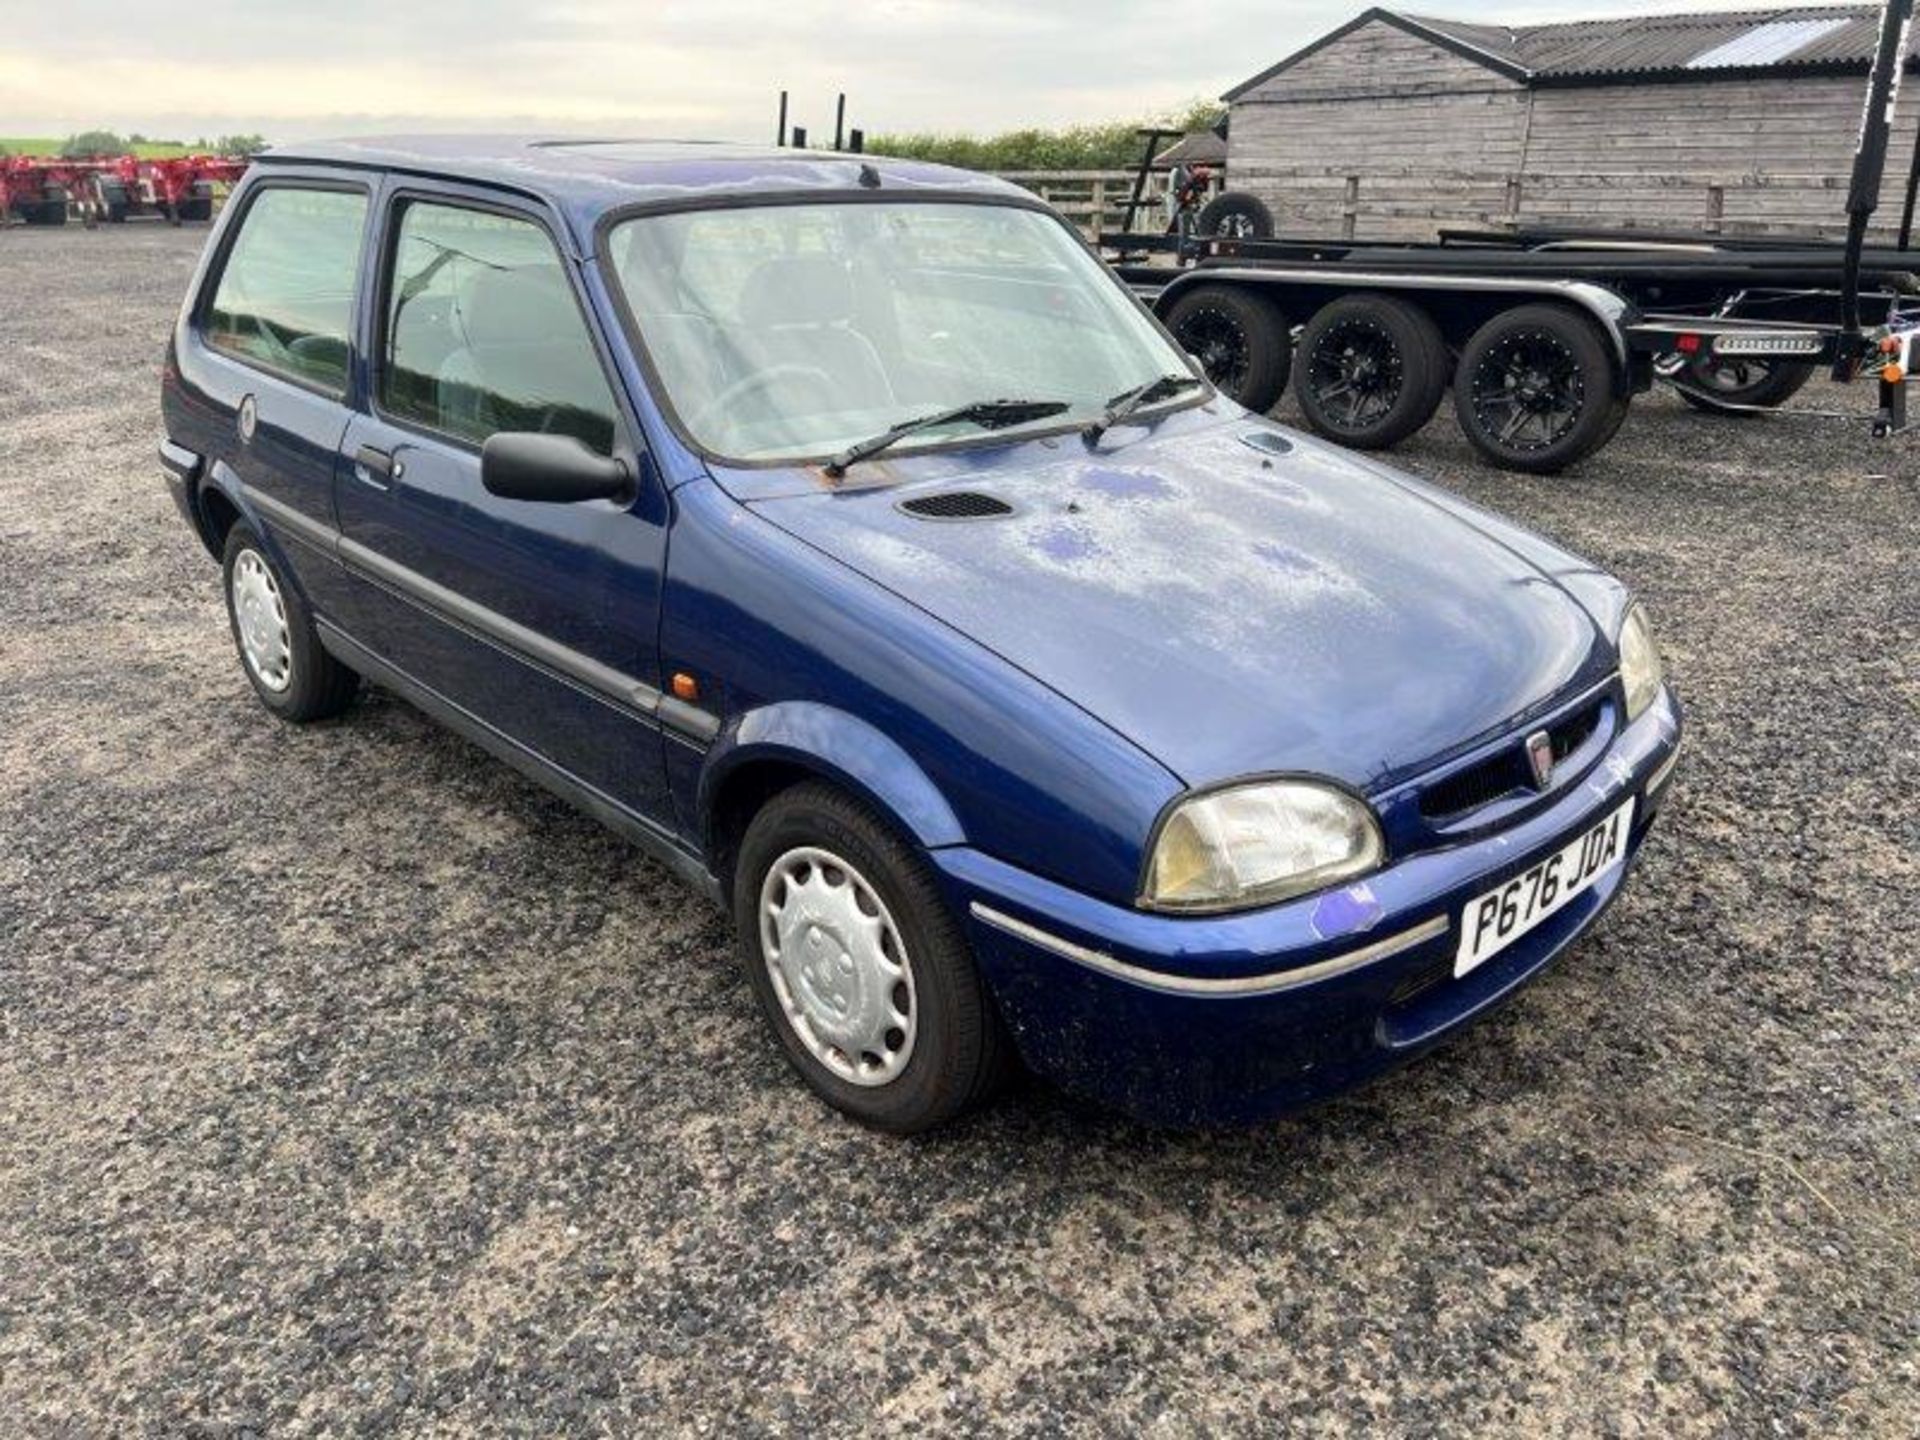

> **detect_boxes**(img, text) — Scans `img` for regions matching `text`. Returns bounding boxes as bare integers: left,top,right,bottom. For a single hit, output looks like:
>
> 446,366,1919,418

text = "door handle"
353,445,403,485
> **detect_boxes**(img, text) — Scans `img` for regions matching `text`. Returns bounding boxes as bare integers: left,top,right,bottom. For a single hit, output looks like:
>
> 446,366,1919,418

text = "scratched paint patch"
1033,522,1102,563
1079,467,1174,501
1311,882,1385,940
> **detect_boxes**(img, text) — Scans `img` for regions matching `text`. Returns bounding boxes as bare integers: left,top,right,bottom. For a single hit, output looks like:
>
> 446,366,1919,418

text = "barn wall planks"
1227,16,1920,240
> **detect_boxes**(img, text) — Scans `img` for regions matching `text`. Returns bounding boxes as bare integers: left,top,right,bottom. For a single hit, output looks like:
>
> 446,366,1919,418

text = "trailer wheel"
1671,353,1816,415
1291,294,1449,450
1453,305,1624,474
1163,284,1291,414
178,196,214,223
1193,191,1275,241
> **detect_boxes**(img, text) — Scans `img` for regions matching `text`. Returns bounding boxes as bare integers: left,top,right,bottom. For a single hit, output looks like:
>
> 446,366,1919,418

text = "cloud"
0,0,1850,142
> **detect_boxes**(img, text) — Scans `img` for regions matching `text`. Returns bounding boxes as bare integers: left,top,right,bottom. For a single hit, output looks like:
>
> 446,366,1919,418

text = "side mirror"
481,432,631,504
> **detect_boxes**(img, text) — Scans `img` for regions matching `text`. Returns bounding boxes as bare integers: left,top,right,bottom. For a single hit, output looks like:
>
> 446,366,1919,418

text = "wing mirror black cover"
481,432,631,504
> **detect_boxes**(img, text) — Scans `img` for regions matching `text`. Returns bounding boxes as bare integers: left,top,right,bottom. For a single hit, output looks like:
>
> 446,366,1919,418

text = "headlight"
1618,602,1666,723
1143,780,1385,914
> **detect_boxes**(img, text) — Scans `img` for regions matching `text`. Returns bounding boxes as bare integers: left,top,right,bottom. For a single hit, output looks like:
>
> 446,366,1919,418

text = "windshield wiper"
1082,373,1205,444
824,399,1070,477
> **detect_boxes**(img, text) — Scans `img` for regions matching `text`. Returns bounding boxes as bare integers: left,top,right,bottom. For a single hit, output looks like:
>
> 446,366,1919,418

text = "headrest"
455,264,579,349
737,254,855,328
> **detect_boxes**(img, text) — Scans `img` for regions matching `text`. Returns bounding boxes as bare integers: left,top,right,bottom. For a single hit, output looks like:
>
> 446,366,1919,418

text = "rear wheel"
1163,283,1292,413
221,523,359,721
1453,304,1625,474
1671,353,1816,415
733,781,1010,1134
1291,294,1449,450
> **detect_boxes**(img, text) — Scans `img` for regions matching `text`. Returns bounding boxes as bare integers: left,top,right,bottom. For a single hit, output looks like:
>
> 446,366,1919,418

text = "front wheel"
1452,304,1626,474
1162,283,1292,414
733,782,1009,1134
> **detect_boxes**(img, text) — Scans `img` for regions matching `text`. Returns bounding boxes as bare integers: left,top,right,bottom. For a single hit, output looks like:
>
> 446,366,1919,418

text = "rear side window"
380,202,618,455
203,187,367,394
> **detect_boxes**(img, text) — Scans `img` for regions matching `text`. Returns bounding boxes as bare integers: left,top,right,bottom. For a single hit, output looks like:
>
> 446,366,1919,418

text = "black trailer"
1107,0,1919,474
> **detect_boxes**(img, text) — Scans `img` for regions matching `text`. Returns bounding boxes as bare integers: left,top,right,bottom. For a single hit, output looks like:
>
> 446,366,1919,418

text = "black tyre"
733,781,1010,1134
1453,304,1625,474
1163,283,1291,413
1291,293,1450,450
178,195,214,223
24,198,66,226
221,523,359,722
1193,190,1275,241
1672,353,1816,416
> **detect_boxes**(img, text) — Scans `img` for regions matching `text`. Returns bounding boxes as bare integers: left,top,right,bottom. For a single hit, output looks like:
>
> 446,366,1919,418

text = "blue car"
159,138,1682,1132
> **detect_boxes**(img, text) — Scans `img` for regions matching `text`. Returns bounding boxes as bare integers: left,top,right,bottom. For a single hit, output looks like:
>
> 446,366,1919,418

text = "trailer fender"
1156,269,1639,386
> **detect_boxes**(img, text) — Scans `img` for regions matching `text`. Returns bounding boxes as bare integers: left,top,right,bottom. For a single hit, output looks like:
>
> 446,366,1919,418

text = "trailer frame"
1104,0,1919,471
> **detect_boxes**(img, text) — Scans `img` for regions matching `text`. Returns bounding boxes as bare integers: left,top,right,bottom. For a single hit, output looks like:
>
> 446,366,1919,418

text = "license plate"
1455,799,1635,978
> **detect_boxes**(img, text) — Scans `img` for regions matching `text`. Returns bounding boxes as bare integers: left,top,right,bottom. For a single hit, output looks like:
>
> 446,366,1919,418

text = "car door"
178,175,374,619
331,183,673,826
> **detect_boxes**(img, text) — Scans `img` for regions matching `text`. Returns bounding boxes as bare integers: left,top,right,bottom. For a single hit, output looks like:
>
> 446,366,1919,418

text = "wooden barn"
1223,5,1920,240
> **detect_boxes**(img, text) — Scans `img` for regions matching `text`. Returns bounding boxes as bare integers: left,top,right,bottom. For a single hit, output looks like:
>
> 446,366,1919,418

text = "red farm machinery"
2,153,250,228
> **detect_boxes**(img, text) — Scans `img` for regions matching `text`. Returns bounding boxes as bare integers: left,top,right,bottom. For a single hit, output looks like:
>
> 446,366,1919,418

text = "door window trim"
368,185,634,460
192,175,374,402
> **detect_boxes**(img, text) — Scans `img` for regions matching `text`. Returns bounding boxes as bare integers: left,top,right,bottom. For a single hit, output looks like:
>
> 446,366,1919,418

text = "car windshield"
606,200,1200,464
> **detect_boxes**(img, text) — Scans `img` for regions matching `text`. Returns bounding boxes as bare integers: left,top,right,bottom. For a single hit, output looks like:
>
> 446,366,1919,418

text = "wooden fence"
991,169,1221,236
996,164,1893,241
1232,165,1874,240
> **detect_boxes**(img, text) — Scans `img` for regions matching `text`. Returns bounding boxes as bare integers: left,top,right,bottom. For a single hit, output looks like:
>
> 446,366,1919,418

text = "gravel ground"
0,223,1915,1436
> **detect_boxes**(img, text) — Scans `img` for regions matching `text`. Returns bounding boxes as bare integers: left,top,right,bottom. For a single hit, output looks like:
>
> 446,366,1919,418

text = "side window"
203,186,368,394
381,202,618,455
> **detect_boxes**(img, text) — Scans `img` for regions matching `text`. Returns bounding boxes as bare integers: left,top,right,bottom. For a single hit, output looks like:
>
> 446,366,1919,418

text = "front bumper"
934,686,1683,1126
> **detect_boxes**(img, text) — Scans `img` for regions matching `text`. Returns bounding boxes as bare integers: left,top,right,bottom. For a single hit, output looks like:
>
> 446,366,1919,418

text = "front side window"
203,186,367,394
381,202,618,455
607,201,1197,463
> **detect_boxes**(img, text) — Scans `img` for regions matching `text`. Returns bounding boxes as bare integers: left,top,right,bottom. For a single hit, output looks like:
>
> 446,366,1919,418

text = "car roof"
257,135,1030,244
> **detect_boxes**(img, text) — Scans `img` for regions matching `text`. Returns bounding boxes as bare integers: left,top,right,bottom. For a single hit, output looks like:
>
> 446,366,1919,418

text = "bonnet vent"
897,490,1015,520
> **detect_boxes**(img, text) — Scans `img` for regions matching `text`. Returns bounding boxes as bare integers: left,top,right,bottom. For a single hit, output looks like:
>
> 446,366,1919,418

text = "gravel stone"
0,224,1915,1435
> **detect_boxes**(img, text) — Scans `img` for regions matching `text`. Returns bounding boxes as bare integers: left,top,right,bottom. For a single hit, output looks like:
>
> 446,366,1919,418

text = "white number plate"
1713,332,1823,357
1455,799,1634,978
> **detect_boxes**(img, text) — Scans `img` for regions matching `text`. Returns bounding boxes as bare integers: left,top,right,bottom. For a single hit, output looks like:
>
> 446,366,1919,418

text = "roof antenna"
858,162,881,189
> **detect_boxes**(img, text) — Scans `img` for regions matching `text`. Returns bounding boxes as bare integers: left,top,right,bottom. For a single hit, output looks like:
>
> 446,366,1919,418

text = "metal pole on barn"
1840,0,1914,340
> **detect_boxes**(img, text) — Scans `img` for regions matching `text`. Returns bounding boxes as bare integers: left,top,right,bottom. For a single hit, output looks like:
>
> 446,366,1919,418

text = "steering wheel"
688,363,839,439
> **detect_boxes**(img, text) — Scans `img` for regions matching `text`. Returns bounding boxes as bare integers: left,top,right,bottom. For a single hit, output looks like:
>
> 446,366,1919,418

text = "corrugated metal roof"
1155,131,1229,167
1686,17,1852,67
1407,5,1905,81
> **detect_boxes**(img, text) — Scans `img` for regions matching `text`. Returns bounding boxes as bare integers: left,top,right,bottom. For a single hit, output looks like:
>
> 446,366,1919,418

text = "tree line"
0,131,267,159
867,101,1224,172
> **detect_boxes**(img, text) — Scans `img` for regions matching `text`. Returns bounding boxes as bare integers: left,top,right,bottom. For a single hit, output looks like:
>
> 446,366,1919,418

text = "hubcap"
1307,318,1404,431
760,847,916,1087
1471,329,1585,452
1175,306,1252,398
231,549,292,692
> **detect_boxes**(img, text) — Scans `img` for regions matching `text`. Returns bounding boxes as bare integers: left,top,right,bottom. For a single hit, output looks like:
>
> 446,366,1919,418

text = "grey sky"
0,1,1858,142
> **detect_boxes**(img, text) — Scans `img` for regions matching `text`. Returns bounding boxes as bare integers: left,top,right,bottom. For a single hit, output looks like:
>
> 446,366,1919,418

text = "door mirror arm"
481,432,633,505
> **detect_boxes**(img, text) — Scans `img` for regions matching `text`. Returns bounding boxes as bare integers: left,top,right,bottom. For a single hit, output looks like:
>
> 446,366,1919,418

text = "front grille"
1418,696,1607,823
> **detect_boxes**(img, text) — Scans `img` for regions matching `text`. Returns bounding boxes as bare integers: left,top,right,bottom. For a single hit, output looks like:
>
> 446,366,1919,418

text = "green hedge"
868,101,1223,172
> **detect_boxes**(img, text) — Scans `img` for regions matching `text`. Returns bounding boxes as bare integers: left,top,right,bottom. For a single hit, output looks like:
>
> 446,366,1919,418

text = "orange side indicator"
671,672,700,702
